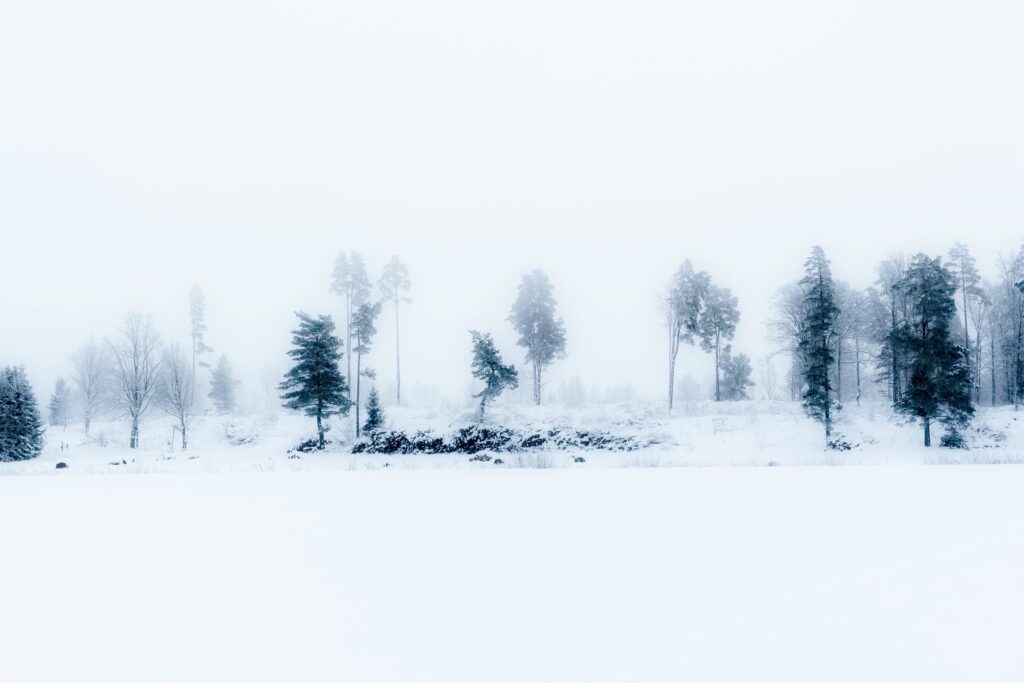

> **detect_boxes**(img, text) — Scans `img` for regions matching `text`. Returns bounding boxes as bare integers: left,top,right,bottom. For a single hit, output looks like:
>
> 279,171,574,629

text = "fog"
2,0,1022,406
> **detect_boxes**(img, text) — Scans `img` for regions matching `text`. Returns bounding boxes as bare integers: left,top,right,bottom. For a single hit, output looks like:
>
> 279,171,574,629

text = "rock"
55,462,68,470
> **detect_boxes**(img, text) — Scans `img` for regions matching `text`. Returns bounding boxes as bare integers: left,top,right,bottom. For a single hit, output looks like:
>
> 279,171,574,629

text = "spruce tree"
798,246,839,440
208,355,240,415
470,331,519,420
891,254,974,446
279,312,351,449
719,348,754,400
508,269,567,405
0,366,45,462
948,243,984,404
698,284,740,401
363,387,385,434
48,378,72,430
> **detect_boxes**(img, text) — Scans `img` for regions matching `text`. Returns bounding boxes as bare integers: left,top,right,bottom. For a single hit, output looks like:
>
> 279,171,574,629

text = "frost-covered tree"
890,254,973,446
470,331,519,420
0,366,44,461
769,282,809,401
508,269,567,405
875,254,909,404
378,256,412,405
48,378,72,430
698,284,739,402
189,284,214,380
71,338,109,437
351,301,382,437
363,387,385,434
279,312,351,449
108,312,163,449
330,252,371,390
208,355,240,415
947,243,985,404
719,348,754,401
160,344,196,450
798,247,839,440
662,260,710,411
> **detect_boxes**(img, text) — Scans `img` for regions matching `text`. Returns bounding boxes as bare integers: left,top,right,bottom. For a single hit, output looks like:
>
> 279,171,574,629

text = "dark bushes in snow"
352,425,654,455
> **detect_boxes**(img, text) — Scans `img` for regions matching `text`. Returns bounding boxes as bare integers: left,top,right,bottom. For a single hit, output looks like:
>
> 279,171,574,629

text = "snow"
1,465,1021,682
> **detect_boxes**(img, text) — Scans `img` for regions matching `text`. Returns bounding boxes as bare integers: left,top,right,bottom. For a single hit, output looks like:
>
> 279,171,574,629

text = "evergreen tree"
48,378,72,430
363,387,385,434
508,269,567,405
0,366,45,462
948,243,985,404
470,331,519,420
351,301,382,437
698,284,740,401
330,251,371,392
890,254,974,446
279,312,351,449
378,255,412,405
189,284,214,380
663,260,710,411
208,355,240,415
719,348,754,400
798,246,839,439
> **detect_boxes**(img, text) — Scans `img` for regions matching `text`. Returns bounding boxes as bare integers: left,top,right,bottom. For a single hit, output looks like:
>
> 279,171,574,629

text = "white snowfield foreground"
1,466,1021,683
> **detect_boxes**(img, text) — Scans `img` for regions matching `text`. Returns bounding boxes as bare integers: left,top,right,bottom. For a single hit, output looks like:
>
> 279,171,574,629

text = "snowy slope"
1,466,1021,682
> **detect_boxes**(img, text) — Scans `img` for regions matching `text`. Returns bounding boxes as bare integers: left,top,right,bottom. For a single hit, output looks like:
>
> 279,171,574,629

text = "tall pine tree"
208,355,240,415
279,312,351,449
698,284,740,402
891,255,974,446
378,256,412,405
508,269,567,405
664,261,710,411
351,301,382,437
798,246,839,440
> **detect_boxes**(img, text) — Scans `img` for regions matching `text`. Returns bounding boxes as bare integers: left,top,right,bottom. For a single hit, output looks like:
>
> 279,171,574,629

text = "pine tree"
948,243,984,404
189,284,214,380
719,348,754,400
663,261,710,411
330,252,371,395
798,246,839,440
279,312,352,449
470,331,519,420
350,301,382,437
508,269,567,405
363,387,385,434
890,254,974,446
378,256,412,405
48,378,72,430
698,284,740,401
0,366,45,462
208,355,240,415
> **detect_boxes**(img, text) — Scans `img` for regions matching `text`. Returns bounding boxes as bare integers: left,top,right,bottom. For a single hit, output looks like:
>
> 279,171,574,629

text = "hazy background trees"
71,338,110,437
509,269,567,405
108,313,163,449
662,261,709,411
160,344,196,450
378,256,412,406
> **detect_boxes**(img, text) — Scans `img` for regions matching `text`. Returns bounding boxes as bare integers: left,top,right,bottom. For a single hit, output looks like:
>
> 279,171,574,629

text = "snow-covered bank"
6,401,1024,476
1,466,1021,682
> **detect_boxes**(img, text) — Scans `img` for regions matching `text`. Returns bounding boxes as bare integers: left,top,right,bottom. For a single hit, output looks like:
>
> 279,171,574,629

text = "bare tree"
769,282,807,401
160,344,196,450
71,337,110,437
108,313,162,448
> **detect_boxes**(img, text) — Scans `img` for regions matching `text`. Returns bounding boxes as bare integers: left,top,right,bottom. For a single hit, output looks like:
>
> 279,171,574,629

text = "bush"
940,429,968,449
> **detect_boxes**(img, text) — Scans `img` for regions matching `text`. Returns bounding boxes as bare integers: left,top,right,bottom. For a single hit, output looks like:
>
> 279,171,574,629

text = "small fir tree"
279,312,352,449
48,378,72,429
719,348,754,400
0,366,45,462
470,331,519,420
363,387,385,434
208,355,240,415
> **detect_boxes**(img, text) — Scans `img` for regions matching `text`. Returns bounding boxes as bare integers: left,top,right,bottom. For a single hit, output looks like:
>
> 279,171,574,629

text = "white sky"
2,0,1022,405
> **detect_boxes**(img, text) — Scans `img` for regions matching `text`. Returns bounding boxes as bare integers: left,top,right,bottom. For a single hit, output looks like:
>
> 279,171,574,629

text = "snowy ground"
7,401,1024,476
1,466,1021,682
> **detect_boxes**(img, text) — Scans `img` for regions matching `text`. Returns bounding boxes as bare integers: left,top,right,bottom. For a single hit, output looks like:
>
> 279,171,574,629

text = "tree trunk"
533,362,542,405
355,352,362,437
394,292,401,406
181,418,188,451
835,339,842,405
962,276,971,405
345,292,352,391
317,411,324,449
890,297,899,404
855,337,862,406
668,328,677,412
130,417,139,449
991,330,997,407
923,419,931,447
714,331,721,402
